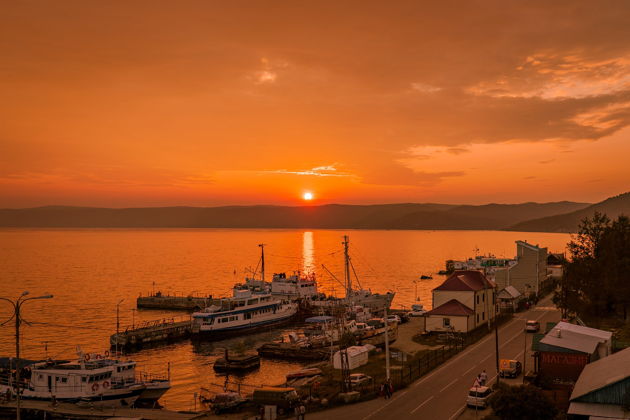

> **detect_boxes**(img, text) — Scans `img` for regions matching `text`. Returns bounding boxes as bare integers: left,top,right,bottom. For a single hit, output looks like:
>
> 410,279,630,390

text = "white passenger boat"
271,271,318,297
0,358,144,407
84,354,171,406
191,290,298,339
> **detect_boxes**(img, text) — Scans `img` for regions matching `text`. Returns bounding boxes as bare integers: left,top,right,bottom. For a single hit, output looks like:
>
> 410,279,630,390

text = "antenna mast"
343,235,352,298
258,244,266,282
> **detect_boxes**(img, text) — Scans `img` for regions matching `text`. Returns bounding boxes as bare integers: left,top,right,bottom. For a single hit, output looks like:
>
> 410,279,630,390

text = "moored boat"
191,290,298,340
213,350,261,372
0,358,144,407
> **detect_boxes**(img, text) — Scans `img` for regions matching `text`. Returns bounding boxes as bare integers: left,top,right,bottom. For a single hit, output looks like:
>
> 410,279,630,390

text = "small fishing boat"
420,275,433,280
213,350,260,372
286,368,322,380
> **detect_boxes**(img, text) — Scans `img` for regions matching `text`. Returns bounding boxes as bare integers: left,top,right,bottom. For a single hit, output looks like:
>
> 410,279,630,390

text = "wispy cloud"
260,164,353,177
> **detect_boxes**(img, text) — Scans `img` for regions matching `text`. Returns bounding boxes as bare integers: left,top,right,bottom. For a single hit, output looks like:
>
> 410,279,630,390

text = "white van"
466,386,493,408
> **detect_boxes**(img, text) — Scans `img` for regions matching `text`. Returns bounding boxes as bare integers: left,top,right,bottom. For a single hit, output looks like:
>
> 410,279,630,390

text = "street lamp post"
0,291,53,420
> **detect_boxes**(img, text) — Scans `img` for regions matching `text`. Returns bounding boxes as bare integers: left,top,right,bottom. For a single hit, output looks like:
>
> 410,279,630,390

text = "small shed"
333,346,369,370
497,286,522,311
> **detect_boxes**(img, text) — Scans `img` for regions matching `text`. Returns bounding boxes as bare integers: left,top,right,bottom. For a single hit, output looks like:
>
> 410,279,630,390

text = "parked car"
409,304,427,317
499,359,522,378
525,320,540,332
467,386,493,408
349,373,372,388
386,315,401,324
398,312,410,324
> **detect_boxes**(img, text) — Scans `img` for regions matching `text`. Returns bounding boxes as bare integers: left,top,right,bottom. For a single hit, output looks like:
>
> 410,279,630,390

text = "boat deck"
0,399,206,419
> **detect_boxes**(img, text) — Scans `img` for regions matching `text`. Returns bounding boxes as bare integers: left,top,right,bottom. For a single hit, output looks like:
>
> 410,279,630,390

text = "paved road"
309,295,561,420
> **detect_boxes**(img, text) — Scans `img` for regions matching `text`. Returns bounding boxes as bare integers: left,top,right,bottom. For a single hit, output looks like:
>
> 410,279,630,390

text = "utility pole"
523,320,528,383
384,306,390,381
494,293,500,385
0,292,53,420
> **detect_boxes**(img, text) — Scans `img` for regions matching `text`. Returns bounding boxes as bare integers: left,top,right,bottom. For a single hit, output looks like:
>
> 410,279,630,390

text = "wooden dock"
110,317,192,349
0,400,206,419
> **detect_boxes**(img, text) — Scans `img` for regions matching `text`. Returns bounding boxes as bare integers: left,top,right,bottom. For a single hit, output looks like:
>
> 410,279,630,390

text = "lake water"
0,228,570,409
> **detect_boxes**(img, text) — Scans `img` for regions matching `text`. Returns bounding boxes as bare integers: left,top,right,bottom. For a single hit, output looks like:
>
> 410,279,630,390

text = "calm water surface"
0,229,570,409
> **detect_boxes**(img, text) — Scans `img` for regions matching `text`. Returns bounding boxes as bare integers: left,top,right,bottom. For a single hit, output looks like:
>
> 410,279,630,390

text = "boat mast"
258,243,265,282
343,235,351,298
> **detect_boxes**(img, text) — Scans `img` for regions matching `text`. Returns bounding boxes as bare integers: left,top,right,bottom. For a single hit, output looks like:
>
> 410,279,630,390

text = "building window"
443,318,451,327
476,295,479,304
477,314,479,323
482,294,485,302
482,312,485,320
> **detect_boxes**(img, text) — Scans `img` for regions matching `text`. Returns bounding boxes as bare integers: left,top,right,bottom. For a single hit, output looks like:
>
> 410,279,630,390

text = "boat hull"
193,313,297,341
136,381,171,404
0,384,144,408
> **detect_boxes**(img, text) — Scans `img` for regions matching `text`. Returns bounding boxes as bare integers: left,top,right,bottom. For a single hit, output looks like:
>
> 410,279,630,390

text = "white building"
424,270,496,333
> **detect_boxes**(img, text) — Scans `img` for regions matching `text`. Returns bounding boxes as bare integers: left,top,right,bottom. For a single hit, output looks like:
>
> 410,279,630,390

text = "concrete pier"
110,317,192,349
137,293,220,310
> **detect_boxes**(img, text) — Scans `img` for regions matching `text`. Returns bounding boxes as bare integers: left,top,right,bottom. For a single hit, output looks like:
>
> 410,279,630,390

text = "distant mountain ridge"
508,192,630,232
0,201,590,230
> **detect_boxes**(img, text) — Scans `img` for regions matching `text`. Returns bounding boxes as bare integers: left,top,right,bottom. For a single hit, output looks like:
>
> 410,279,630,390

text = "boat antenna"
343,235,352,298
258,244,266,282
348,258,363,290
321,264,346,289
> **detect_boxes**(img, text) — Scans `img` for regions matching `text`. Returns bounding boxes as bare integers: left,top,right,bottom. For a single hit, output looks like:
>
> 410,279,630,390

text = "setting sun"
303,192,314,201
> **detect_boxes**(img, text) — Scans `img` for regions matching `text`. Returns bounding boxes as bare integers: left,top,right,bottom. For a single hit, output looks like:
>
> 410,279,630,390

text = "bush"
488,384,558,420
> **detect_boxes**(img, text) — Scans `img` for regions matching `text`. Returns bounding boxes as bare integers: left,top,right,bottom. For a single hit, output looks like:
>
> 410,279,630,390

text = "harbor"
0,229,573,417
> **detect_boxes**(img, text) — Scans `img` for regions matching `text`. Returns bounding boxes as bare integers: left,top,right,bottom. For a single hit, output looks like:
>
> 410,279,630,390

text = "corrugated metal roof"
540,322,611,354
498,285,521,298
568,401,630,418
570,347,630,403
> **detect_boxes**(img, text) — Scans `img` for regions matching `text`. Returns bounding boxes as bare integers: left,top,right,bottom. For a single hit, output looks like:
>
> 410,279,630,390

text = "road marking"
410,395,434,414
440,378,459,393
462,364,477,376
448,405,466,420
480,353,492,363
413,318,520,387
361,390,407,420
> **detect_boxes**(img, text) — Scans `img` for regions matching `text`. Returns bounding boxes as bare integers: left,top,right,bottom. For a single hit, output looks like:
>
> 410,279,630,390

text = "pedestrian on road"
299,403,306,420
473,374,482,388
480,370,488,386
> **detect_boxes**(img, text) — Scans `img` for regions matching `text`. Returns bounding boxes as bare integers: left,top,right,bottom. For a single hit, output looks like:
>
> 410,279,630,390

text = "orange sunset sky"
1,1,629,207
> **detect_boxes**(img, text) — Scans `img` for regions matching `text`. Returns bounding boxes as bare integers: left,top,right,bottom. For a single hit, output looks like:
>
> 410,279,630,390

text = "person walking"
480,370,488,386
298,403,306,420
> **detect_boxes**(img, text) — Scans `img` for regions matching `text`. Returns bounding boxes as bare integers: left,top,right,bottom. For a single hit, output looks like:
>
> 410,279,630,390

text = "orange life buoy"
95,354,102,360
104,350,110,357
102,381,110,389
84,354,90,361
92,383,99,392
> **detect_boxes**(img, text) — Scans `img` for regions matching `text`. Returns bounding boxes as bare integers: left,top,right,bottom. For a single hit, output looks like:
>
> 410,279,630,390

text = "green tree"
554,213,630,319
487,384,558,420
